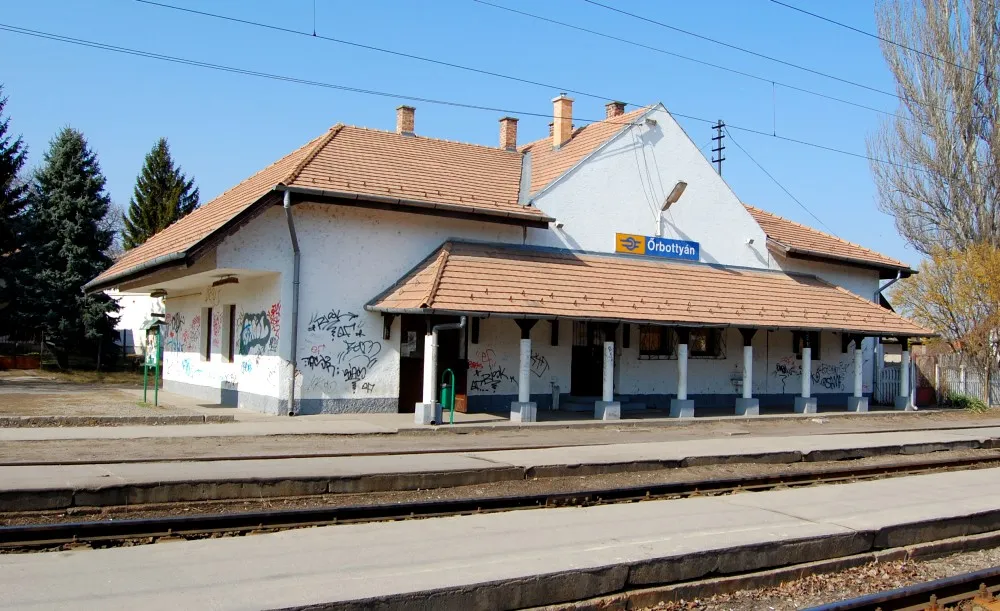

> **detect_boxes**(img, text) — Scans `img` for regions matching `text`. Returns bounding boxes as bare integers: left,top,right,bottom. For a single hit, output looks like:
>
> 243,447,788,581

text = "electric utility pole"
711,120,726,176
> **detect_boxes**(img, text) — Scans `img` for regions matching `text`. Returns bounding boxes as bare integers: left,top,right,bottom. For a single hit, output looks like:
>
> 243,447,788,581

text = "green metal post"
153,327,161,406
440,368,455,425
143,361,148,403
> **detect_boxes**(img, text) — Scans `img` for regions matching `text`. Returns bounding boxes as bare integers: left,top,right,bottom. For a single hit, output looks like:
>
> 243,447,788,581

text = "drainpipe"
283,190,301,416
425,317,467,405
872,271,903,401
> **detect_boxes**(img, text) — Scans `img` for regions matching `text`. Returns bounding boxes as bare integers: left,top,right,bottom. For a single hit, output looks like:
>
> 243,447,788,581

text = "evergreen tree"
122,138,198,249
25,128,118,367
0,85,28,322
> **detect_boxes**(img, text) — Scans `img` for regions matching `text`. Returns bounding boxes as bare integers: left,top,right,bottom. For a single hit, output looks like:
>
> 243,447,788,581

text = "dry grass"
33,369,145,386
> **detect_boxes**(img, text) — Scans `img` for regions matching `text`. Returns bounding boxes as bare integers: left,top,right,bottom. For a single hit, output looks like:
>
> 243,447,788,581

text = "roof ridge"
341,125,521,155
421,242,452,308
282,124,343,185
519,106,651,152
744,203,909,268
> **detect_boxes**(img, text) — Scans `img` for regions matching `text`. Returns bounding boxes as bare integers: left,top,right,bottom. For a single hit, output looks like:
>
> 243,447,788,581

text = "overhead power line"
0,22,979,189
724,127,834,234
766,0,979,76
471,0,909,122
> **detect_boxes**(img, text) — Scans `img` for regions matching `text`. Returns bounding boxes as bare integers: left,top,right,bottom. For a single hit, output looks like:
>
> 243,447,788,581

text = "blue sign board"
615,233,700,261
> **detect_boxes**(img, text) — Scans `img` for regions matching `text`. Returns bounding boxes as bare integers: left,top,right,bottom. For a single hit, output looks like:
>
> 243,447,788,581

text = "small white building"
107,290,164,357
85,98,931,418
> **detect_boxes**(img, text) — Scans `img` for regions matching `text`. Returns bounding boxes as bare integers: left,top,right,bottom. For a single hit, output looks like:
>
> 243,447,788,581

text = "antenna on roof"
711,120,726,176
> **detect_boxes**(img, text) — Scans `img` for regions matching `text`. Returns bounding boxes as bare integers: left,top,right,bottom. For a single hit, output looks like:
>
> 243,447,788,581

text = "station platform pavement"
3,466,1000,610
4,426,1000,511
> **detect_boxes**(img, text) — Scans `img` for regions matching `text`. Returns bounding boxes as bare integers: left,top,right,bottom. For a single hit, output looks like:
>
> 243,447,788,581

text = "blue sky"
1,0,917,264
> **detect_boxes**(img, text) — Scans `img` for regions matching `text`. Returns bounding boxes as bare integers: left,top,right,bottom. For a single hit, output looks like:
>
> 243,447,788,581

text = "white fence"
874,366,899,405
938,365,1000,405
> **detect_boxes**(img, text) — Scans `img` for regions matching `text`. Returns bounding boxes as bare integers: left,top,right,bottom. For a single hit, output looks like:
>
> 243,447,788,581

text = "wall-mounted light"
661,181,688,211
211,275,239,288
746,238,755,246
150,289,167,298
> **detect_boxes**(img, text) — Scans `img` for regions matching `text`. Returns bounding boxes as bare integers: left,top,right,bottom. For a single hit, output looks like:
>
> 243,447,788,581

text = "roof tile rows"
369,241,932,337
520,107,649,195
744,204,911,271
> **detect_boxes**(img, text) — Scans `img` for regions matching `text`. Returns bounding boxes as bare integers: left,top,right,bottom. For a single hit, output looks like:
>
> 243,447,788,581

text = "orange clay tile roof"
88,125,549,289
744,204,912,272
520,107,651,195
88,131,329,288
368,241,933,337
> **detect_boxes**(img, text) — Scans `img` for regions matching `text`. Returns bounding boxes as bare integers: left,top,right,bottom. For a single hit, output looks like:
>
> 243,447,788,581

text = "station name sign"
615,233,700,261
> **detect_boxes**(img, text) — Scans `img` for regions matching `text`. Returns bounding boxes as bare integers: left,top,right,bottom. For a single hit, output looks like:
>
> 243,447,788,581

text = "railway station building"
85,97,932,420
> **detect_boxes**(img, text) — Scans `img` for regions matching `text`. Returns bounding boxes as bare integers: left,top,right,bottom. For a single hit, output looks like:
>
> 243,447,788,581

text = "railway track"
3,452,1000,552
807,566,1000,610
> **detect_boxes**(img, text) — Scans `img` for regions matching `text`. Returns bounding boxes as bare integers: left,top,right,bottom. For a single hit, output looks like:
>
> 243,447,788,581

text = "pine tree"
0,85,28,322
122,138,198,249
25,128,118,367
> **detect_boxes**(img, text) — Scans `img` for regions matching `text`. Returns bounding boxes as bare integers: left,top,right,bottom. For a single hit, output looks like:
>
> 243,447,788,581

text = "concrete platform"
4,427,1000,511
5,467,1000,610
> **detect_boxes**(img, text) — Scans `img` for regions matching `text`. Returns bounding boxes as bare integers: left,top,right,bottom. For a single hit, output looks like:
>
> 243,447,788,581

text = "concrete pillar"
794,336,817,413
735,329,759,416
934,362,940,405
670,329,694,418
518,338,531,404
595,337,620,420
414,331,441,425
961,364,967,395
511,320,538,423
895,340,914,410
847,336,868,412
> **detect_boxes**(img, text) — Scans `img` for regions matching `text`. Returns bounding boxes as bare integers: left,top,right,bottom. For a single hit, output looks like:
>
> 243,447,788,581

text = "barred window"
639,326,672,359
690,329,723,358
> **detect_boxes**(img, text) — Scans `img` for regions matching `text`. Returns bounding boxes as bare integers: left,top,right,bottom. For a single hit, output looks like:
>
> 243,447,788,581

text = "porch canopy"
366,240,933,338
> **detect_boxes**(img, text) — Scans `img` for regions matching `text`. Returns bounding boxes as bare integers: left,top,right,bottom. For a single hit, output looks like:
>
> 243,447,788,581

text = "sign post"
143,325,162,406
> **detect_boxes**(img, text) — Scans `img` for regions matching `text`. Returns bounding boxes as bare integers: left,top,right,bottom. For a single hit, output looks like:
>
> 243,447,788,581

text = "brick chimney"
396,105,415,136
499,116,518,151
605,101,626,119
552,94,573,148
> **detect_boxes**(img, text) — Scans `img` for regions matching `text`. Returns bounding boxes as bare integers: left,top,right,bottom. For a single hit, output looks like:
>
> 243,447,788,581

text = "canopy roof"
367,241,934,338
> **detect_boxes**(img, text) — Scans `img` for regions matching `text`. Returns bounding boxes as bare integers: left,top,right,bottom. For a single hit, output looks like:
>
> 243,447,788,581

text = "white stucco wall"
213,203,524,413
467,317,571,403
108,291,163,355
527,105,769,268
161,274,283,413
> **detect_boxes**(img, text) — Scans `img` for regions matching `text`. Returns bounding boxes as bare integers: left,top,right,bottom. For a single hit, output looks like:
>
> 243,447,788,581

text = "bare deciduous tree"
868,0,1000,254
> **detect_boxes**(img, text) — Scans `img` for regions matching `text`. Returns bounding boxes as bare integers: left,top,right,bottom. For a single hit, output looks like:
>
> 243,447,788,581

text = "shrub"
945,391,990,413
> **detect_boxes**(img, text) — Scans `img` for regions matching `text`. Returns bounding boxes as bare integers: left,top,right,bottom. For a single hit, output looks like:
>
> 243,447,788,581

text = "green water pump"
440,368,455,425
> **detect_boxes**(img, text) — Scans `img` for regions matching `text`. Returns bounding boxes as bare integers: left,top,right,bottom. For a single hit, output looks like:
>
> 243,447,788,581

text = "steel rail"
2,453,1000,551
806,566,1000,610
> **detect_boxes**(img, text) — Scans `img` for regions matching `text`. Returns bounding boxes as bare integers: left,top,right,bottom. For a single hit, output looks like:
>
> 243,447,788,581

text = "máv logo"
619,236,640,251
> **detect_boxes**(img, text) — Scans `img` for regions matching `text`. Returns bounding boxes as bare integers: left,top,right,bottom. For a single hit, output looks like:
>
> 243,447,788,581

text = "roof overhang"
281,185,553,229
367,240,936,339
766,238,915,279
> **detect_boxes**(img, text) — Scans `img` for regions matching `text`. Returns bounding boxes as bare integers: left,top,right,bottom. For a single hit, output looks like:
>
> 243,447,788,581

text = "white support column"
670,331,694,418
511,321,538,423
895,342,913,410
794,339,817,413
518,338,531,404
414,331,441,425
847,336,868,412
595,337,620,420
735,329,759,416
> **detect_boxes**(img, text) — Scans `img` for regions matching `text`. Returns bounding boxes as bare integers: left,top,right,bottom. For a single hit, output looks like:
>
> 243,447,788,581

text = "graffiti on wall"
470,348,517,393
771,357,864,393
238,304,280,356
530,352,550,378
165,313,185,352
211,310,222,349
301,309,381,393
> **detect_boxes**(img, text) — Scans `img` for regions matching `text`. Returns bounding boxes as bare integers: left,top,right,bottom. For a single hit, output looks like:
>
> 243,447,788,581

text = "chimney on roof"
396,105,415,136
605,101,626,119
552,93,573,148
499,117,518,150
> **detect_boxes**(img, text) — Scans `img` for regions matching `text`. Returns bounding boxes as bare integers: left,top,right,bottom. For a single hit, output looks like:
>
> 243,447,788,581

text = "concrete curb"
289,513,1000,611
534,527,1000,611
0,415,235,427
2,437,995,512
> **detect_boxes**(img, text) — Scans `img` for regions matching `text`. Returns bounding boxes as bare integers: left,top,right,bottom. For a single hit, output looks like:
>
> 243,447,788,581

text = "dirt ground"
0,369,210,418
644,546,1000,610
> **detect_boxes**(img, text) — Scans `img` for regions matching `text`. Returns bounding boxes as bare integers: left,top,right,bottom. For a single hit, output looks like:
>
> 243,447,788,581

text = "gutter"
282,190,302,417
281,185,554,225
83,251,188,294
